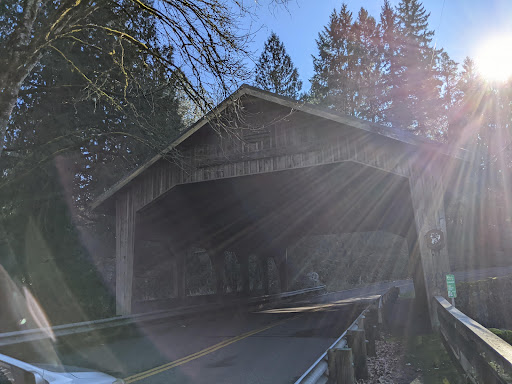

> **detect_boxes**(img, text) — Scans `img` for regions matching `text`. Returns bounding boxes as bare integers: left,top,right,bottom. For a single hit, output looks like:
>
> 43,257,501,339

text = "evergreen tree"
310,4,358,114
388,0,442,134
3,2,184,205
0,0,262,158
449,58,512,256
458,57,512,172
352,8,383,122
438,52,461,143
379,0,400,123
310,5,385,121
0,3,184,323
451,57,490,149
254,32,302,98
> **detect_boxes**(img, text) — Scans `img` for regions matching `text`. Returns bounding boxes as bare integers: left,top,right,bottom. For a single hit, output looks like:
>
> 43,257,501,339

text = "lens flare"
475,35,512,82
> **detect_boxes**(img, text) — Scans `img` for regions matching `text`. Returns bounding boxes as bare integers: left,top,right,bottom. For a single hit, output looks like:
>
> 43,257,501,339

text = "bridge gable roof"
90,84,468,212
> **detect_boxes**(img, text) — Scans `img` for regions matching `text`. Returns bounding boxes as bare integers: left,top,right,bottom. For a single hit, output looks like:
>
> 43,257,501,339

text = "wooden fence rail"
435,296,512,384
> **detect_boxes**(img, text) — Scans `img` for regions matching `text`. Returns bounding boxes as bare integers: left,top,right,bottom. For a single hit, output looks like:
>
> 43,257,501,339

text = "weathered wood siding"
116,192,136,315
125,109,415,213
409,159,451,326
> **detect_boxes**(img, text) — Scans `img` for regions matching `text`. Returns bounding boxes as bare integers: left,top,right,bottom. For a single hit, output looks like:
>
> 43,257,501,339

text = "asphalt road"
49,298,370,384
4,265,512,383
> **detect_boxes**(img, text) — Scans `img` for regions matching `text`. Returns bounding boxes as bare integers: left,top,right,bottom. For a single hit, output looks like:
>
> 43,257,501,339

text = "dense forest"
1,0,511,324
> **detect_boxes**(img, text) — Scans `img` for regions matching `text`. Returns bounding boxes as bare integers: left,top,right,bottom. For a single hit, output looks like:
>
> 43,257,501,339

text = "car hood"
35,364,121,383
67,371,119,381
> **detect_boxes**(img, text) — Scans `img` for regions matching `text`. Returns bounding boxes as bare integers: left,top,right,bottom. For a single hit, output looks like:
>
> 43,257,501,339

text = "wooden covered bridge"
91,85,472,326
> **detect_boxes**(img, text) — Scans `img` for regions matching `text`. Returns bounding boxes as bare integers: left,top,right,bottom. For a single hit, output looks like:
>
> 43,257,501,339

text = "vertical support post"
366,307,381,340
240,254,250,296
164,240,186,300
408,232,430,317
409,161,451,328
171,257,178,298
347,330,368,380
328,348,354,384
260,257,269,295
175,252,186,299
116,192,136,315
366,325,377,357
211,251,225,295
278,249,288,292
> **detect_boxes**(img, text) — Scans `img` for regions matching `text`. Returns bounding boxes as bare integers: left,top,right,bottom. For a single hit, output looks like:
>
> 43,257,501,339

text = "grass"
404,334,463,384
399,289,416,299
489,328,512,345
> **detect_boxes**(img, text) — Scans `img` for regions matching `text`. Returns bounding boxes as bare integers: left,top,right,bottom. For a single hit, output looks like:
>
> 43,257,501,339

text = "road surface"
5,296,374,384
3,265,512,383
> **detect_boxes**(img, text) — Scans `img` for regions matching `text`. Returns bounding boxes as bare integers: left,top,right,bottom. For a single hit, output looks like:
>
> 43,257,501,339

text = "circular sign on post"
425,229,445,251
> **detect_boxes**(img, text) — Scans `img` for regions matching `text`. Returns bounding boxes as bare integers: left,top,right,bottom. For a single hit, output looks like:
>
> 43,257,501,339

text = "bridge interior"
133,161,425,308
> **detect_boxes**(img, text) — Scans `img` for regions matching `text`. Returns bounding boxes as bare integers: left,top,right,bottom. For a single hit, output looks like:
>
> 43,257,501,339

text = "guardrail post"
347,330,368,380
366,307,380,341
364,310,378,357
366,325,377,357
328,347,354,384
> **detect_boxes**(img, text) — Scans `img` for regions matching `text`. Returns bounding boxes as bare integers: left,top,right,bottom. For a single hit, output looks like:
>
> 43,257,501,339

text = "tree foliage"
310,0,443,132
310,4,358,113
0,1,184,323
390,0,442,134
308,0,512,266
254,32,302,99
0,0,288,324
0,0,261,158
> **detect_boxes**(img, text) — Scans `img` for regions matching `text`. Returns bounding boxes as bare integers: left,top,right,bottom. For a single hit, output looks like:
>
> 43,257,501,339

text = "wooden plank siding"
127,116,415,213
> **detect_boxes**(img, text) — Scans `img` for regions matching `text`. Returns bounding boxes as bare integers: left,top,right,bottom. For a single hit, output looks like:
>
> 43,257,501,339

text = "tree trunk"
0,82,25,157
0,0,43,157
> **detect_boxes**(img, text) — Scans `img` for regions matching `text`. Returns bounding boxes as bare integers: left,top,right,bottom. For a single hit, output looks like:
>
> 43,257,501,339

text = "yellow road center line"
124,314,301,383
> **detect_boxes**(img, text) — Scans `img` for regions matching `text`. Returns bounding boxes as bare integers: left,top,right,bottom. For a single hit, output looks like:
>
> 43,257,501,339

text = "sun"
475,35,512,82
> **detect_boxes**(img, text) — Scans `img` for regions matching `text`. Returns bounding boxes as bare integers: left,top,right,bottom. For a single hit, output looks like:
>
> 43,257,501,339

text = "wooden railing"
435,296,512,384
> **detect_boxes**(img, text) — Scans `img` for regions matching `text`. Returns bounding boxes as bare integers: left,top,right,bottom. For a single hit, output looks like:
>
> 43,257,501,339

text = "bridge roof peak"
90,84,472,212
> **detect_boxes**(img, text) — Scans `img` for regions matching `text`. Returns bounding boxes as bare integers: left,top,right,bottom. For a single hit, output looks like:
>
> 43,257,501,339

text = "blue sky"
246,0,512,91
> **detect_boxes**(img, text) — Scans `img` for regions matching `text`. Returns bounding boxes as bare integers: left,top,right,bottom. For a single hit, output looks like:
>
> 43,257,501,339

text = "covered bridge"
91,85,472,326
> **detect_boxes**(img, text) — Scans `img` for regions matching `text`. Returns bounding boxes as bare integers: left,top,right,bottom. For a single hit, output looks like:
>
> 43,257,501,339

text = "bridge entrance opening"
132,161,428,317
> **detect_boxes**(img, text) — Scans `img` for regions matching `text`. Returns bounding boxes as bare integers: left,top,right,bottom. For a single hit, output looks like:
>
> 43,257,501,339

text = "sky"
245,0,512,91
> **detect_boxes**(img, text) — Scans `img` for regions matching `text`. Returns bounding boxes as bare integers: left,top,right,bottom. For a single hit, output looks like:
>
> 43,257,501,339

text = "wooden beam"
260,257,269,295
239,254,250,296
347,329,369,380
328,347,355,384
409,161,451,327
211,250,226,295
278,254,288,292
116,192,136,315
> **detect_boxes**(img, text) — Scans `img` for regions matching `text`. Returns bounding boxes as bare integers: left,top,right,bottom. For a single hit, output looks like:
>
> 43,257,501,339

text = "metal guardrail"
435,296,512,384
0,285,325,347
295,286,399,384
